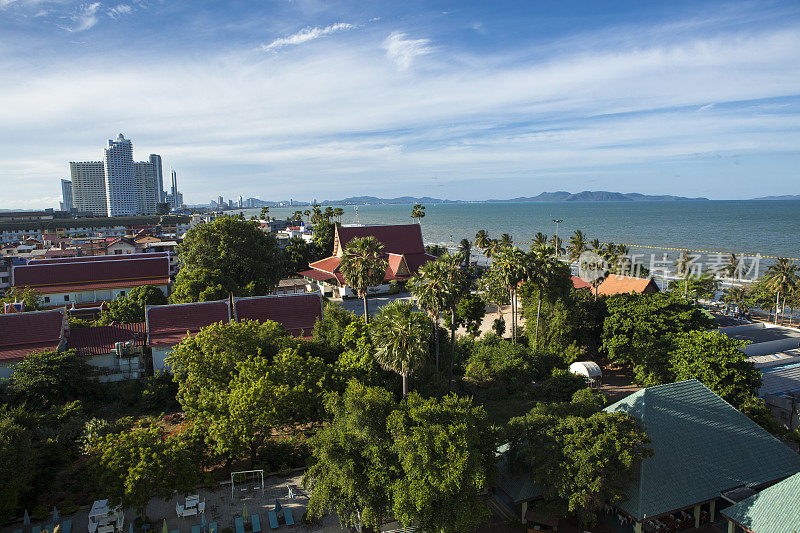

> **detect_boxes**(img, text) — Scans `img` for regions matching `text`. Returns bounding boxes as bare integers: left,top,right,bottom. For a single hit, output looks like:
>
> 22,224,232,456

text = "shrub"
492,317,506,336
539,368,587,403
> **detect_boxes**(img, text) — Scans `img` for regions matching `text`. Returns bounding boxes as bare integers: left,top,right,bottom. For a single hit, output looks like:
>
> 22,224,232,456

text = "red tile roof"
596,274,660,296
29,252,169,264
67,322,146,357
308,256,341,274
0,308,66,361
146,300,231,347
571,276,592,290
299,269,336,282
334,224,425,255
13,255,170,293
233,293,323,336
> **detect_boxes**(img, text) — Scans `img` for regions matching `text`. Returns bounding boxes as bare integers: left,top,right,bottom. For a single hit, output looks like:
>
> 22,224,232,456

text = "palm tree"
333,207,344,223
491,246,528,343
458,238,472,267
408,260,450,370
339,237,389,324
528,247,558,349
532,232,548,249
292,210,303,222
303,210,311,222
371,300,430,396
590,238,602,252
500,233,513,247
766,258,798,325
411,204,426,224
549,235,564,257
259,206,270,220
568,229,587,262
438,254,470,388
722,286,749,317
474,230,490,252
724,253,739,288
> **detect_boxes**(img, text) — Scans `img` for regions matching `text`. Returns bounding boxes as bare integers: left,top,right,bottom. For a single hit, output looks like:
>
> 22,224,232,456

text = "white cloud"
381,31,433,68
698,103,715,111
64,2,101,32
261,22,355,52
107,3,131,19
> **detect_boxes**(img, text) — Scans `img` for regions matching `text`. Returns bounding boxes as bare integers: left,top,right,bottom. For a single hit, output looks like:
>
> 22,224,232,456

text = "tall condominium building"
149,154,165,202
70,161,106,216
238,195,243,208
134,161,159,215
169,170,183,209
104,134,137,217
217,196,224,208
60,179,73,212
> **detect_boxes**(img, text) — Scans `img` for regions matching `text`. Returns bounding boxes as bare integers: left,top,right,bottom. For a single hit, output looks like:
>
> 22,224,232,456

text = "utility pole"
552,219,563,259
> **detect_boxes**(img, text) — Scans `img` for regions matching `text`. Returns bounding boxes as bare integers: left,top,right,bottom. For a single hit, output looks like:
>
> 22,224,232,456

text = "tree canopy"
96,285,167,325
6,350,93,411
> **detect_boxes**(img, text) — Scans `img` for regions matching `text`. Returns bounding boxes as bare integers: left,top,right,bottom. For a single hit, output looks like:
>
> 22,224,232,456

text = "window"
120,291,126,297
115,249,122,255
64,295,70,301
43,296,50,303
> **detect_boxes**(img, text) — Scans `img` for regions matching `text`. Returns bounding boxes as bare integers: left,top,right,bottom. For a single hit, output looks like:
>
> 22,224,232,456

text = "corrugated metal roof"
0,308,66,361
758,362,800,396
604,380,800,521
721,471,800,532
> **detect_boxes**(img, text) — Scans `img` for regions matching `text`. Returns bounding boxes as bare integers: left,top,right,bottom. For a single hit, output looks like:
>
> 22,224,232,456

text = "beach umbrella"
273,500,281,514
24,510,30,526
129,522,134,533
162,520,167,533
242,504,248,522
53,507,59,523
200,514,206,531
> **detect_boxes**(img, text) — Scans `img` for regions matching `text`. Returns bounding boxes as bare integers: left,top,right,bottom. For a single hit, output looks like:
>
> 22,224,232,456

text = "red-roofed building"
12,254,170,308
571,276,592,290
233,292,323,338
66,322,147,381
145,300,232,371
300,224,435,298
571,273,660,296
0,308,67,378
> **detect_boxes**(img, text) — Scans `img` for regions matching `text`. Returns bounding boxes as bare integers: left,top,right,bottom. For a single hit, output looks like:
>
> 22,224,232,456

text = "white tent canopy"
569,361,602,386
88,500,124,533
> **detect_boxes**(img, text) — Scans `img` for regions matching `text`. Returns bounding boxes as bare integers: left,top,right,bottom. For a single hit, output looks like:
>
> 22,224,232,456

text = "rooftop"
0,308,66,361
721,471,800,532
146,300,231,347
66,322,147,357
233,292,323,337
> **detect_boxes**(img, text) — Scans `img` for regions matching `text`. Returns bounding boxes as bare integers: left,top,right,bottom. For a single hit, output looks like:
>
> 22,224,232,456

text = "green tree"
176,216,282,297
670,330,761,408
388,393,496,533
449,293,486,336
766,258,798,324
0,413,36,522
490,246,528,343
214,348,326,464
408,259,450,370
532,232,548,249
474,230,490,253
458,238,472,267
7,350,93,410
526,246,564,349
96,285,167,325
568,230,588,262
0,286,41,312
371,301,430,396
304,381,398,531
602,293,713,385
170,268,237,303
282,236,318,276
94,424,200,520
260,206,270,219
411,203,426,224
312,218,337,257
478,267,510,330
340,236,388,323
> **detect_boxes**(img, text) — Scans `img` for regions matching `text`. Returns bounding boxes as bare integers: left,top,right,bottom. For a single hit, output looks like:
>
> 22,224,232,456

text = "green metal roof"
721,472,800,532
495,444,544,504
604,380,800,521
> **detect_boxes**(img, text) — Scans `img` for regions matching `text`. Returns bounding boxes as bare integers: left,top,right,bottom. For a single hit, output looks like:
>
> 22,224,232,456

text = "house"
233,292,323,337
0,308,67,379
66,322,147,381
300,224,436,298
492,444,551,528
145,300,232,372
105,236,137,255
570,275,592,290
12,254,170,308
721,471,800,533
595,274,660,297
603,380,800,532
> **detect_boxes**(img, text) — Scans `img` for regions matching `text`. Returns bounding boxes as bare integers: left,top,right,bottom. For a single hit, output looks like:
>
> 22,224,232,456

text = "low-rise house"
233,292,323,338
603,380,800,532
0,308,68,378
66,322,147,381
12,253,170,308
105,236,137,255
301,224,435,298
597,274,660,296
721,471,800,533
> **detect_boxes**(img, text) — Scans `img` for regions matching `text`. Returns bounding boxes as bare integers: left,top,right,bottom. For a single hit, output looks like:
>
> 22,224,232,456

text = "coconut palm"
500,233,513,246
292,210,304,222
408,260,450,370
458,238,472,267
549,235,565,257
532,232,548,250
333,207,345,223
371,300,430,396
411,203,426,224
568,229,587,262
339,237,389,324
528,247,559,349
722,286,749,317
766,258,798,324
437,254,471,387
724,253,739,287
491,246,528,343
474,230,490,252
590,238,602,252
303,210,311,222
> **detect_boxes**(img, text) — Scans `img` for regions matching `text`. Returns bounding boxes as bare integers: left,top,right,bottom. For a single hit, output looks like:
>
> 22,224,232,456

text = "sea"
234,200,800,264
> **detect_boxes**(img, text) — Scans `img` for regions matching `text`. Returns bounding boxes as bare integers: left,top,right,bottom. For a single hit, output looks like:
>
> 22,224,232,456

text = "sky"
1,0,799,207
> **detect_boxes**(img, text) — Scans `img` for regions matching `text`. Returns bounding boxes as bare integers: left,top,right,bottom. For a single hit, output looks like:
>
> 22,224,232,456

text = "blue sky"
1,0,799,207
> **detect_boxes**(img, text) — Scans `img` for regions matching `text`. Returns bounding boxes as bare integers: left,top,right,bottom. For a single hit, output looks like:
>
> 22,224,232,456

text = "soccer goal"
231,470,265,500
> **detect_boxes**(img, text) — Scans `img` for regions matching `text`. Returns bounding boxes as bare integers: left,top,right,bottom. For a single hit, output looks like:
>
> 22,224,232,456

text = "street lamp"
552,219,563,258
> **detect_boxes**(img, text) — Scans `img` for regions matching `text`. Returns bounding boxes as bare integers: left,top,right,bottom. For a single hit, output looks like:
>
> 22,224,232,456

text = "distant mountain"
750,195,800,200
488,191,709,202
320,196,457,205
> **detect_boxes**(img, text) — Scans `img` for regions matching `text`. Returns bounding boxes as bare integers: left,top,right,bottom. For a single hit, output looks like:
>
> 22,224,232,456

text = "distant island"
320,191,709,205
320,195,459,205
750,194,800,201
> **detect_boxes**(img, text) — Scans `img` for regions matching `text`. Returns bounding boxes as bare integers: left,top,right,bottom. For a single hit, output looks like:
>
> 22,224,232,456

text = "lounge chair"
208,523,217,533
191,526,201,533
267,511,278,530
176,504,184,518
282,509,294,527
234,517,244,533
251,515,261,533
62,520,72,533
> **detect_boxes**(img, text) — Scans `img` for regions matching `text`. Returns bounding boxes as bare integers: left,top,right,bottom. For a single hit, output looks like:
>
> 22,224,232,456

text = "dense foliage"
96,286,167,325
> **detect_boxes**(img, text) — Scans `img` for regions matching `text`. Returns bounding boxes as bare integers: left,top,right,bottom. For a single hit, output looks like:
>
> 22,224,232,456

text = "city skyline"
1,0,799,208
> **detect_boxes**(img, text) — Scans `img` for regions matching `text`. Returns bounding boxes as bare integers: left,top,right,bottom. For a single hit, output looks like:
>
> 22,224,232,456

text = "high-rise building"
169,170,183,209
60,179,73,212
70,161,106,216
104,134,137,216
217,196,224,209
238,195,243,208
134,161,159,215
149,154,164,202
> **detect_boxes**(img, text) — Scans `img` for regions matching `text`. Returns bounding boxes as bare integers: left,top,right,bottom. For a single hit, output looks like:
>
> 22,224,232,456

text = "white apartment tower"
60,179,74,212
70,161,107,215
134,161,159,215
104,134,137,216
149,154,165,202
